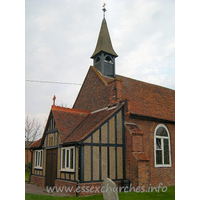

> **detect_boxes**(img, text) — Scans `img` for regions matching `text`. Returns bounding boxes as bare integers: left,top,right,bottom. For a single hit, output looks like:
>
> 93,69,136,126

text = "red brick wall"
124,125,139,187
30,175,46,188
107,78,123,105
25,148,31,164
73,66,124,111
55,179,77,194
132,134,143,152
125,117,175,187
138,161,150,187
73,66,109,111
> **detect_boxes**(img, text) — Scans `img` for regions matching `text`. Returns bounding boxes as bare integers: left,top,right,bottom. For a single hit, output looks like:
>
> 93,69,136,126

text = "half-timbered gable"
43,112,60,148
30,110,61,183
60,103,125,184
81,107,124,183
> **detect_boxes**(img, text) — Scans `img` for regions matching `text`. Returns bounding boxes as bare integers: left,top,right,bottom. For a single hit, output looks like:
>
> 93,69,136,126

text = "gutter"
130,113,175,124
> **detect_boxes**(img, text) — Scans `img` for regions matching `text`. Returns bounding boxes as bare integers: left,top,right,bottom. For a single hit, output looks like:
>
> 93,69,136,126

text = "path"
25,183,73,197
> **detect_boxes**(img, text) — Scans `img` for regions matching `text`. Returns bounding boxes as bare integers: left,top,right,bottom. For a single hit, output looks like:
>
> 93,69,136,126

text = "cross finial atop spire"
52,95,56,105
102,3,107,18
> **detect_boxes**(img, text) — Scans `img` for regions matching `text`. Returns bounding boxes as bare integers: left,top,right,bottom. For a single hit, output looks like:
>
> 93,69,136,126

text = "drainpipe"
29,149,33,182
76,180,80,197
76,144,81,197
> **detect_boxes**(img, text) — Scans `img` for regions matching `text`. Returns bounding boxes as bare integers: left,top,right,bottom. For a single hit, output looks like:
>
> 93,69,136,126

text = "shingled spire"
91,6,118,78
91,18,118,58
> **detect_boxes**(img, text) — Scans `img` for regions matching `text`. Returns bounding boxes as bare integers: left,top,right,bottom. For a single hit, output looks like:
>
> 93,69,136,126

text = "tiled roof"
51,106,90,142
64,104,124,143
29,104,123,148
100,70,175,122
29,138,42,148
25,141,34,148
119,75,175,121
29,106,90,149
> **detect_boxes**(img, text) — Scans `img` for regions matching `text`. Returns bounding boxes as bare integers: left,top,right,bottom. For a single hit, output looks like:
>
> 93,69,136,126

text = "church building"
29,8,175,195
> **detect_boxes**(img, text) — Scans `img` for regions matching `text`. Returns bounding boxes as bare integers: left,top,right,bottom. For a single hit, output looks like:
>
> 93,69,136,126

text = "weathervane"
102,3,107,18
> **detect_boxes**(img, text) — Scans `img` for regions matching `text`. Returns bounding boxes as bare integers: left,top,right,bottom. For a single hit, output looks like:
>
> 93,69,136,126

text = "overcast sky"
25,0,175,127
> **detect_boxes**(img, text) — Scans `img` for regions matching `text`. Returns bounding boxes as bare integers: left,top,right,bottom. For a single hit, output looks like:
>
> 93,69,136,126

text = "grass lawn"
25,185,175,200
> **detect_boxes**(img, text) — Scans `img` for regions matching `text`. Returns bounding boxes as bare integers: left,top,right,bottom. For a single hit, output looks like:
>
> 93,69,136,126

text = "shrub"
25,162,31,173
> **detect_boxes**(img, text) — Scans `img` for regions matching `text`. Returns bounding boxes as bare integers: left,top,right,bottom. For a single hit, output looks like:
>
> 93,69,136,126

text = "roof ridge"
98,71,174,91
90,104,119,114
78,104,124,142
52,105,90,114
90,106,108,114
116,74,175,91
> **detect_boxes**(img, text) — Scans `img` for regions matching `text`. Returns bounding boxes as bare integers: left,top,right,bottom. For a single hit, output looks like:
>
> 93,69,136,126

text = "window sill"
155,165,172,168
60,169,75,173
34,167,43,170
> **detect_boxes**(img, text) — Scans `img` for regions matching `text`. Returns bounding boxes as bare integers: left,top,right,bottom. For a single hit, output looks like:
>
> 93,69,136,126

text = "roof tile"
99,71,175,121
29,138,42,148
64,104,124,143
52,106,90,142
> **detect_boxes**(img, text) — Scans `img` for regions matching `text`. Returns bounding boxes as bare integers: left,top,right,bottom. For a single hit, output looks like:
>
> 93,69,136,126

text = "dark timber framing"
107,120,110,179
122,106,126,180
80,145,84,182
91,134,93,181
99,128,102,181
78,106,125,183
115,114,118,180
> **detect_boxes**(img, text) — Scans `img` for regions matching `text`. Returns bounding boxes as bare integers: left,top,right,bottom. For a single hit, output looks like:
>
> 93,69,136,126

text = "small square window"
61,147,75,172
34,150,43,169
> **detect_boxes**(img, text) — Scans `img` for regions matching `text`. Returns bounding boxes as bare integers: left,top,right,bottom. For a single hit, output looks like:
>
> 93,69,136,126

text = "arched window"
154,124,171,167
95,56,101,63
104,55,113,64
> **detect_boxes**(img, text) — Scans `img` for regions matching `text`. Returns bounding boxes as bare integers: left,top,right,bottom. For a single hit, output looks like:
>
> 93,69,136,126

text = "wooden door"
46,149,57,187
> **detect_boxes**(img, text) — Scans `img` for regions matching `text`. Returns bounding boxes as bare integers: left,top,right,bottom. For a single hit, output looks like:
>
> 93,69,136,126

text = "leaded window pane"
38,152,40,166
164,139,170,164
66,150,69,168
40,151,43,167
70,148,73,169
156,150,162,164
35,151,38,166
156,127,168,137
62,149,65,169
156,138,162,150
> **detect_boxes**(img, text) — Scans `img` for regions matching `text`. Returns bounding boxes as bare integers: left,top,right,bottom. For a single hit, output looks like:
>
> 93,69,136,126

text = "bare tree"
25,116,43,163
